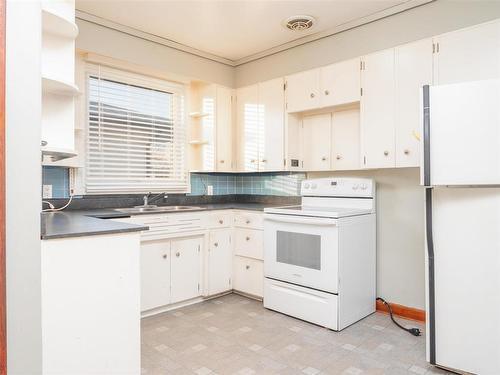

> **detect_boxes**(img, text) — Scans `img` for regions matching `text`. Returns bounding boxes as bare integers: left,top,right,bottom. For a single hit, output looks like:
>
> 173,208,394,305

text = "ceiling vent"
284,15,315,31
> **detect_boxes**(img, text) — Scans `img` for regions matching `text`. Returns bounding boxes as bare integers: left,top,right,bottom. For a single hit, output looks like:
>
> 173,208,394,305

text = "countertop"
41,202,284,240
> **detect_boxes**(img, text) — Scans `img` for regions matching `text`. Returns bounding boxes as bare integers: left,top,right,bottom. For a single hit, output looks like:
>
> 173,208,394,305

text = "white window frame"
81,63,189,195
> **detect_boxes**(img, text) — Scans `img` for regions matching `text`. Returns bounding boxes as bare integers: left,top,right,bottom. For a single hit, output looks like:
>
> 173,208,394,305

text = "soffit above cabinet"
75,0,433,66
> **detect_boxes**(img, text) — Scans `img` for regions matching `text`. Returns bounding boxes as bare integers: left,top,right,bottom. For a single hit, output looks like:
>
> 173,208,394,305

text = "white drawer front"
208,211,233,229
264,278,338,330
234,211,264,229
234,228,263,260
233,256,263,298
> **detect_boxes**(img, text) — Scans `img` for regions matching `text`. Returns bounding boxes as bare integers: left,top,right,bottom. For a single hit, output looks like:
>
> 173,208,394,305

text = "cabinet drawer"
208,211,233,229
234,211,263,229
233,256,263,298
234,228,263,260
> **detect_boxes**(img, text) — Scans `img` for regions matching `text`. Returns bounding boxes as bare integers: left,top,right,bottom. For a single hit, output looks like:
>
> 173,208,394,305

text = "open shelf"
189,112,210,118
41,146,77,162
42,8,79,39
42,76,80,96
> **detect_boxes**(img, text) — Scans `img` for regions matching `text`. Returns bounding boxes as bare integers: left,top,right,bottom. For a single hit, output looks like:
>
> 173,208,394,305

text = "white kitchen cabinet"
395,38,433,167
216,85,234,171
234,228,263,260
170,236,202,303
321,58,361,108
236,84,260,171
285,69,321,113
140,240,171,311
360,48,396,169
331,108,360,170
233,256,264,298
302,113,332,171
433,20,500,85
208,229,233,295
258,78,285,171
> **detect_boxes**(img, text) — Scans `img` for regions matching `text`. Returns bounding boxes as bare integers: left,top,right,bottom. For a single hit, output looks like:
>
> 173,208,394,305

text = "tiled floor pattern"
141,294,452,375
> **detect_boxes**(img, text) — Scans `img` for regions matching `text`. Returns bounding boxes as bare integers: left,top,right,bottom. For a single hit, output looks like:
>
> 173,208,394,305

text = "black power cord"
376,297,421,337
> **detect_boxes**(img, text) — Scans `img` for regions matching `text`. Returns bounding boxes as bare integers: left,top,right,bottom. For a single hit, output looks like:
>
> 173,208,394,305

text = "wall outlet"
43,185,53,199
207,185,213,195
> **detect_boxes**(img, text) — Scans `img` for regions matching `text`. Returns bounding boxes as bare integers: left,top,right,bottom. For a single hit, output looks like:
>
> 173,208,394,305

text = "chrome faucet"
141,192,167,207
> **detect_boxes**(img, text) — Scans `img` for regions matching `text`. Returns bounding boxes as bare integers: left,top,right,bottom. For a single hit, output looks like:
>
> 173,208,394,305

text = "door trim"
0,0,6,372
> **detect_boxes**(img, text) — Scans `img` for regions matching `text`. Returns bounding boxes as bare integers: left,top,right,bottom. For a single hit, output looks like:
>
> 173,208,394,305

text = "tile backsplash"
42,166,70,199
189,172,306,196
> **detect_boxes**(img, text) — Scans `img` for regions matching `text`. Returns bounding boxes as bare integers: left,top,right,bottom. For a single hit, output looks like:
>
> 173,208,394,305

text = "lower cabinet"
233,256,264,298
207,228,233,295
170,236,203,304
140,241,171,311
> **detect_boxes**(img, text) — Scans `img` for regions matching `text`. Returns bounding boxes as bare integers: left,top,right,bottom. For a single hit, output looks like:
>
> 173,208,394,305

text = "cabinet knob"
383,151,389,156
324,90,330,96
261,159,267,163
41,140,48,147
246,265,250,270
219,219,223,224
245,220,251,224
251,159,256,163
175,252,180,257
336,155,342,160
310,93,315,98
321,156,327,161
162,254,167,259
220,160,225,163
404,149,410,155
214,242,218,247
246,236,250,241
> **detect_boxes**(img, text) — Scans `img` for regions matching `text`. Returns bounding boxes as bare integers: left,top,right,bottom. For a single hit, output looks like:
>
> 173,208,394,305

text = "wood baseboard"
376,300,426,322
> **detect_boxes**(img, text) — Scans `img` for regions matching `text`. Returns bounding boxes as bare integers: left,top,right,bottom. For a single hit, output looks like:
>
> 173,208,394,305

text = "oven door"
264,213,339,294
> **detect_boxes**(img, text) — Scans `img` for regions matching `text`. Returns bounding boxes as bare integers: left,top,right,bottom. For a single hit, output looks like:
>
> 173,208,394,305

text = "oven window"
276,231,321,270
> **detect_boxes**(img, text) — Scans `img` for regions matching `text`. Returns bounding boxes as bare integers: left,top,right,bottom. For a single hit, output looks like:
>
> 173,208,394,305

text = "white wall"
309,169,425,309
76,19,235,87
6,0,43,373
235,0,500,86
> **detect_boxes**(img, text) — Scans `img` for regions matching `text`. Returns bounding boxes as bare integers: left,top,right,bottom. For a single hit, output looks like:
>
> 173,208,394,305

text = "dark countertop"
41,202,286,240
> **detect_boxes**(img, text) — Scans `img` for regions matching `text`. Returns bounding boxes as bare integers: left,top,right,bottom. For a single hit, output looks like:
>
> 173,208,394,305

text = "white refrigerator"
422,79,500,374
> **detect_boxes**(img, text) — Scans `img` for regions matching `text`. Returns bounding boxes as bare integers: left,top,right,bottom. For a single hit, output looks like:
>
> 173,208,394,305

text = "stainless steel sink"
116,206,205,214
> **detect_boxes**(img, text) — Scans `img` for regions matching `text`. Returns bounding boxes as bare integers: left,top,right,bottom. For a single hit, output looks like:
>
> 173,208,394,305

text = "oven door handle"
264,215,337,226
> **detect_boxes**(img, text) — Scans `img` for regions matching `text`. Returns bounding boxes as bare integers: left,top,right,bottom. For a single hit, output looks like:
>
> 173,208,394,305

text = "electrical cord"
376,297,421,337
42,194,74,212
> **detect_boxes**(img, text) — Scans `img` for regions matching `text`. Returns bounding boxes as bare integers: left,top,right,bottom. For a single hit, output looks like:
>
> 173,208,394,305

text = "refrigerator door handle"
423,85,431,187
426,188,436,365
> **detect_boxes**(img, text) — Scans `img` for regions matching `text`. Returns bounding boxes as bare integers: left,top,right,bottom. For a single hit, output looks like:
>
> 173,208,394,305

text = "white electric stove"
263,177,377,331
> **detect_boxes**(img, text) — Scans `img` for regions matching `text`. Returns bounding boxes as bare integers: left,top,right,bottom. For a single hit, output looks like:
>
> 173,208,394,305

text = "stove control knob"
304,183,310,189
361,183,368,190
311,183,317,189
352,184,359,190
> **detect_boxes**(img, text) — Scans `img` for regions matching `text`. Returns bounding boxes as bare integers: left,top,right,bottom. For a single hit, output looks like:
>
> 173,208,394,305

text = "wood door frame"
0,0,6,373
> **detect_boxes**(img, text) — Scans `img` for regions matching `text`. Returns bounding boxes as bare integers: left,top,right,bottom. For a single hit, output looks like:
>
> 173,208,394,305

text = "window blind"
85,64,187,194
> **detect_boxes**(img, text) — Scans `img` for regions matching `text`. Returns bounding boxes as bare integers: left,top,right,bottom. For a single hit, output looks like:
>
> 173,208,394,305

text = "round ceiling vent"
283,15,315,31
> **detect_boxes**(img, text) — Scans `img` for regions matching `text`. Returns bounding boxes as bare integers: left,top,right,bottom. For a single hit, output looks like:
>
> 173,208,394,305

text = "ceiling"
76,0,432,66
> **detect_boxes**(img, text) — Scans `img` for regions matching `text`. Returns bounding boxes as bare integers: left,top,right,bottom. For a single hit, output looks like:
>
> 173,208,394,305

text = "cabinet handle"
310,93,315,98
220,160,225,163
404,149,410,155
214,242,218,247
246,236,250,241
41,140,48,147
246,265,250,270
324,90,330,96
261,159,267,163
250,159,256,163
162,254,167,259
384,151,389,156
175,252,180,257
219,219,223,224
245,220,251,224
336,155,342,160
321,156,327,161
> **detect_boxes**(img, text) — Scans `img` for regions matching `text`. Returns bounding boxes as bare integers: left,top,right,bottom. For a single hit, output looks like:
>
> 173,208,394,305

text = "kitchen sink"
116,206,206,214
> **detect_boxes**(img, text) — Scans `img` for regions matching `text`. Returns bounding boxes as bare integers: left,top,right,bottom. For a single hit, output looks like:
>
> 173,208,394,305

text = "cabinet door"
216,86,233,171
258,78,285,171
360,48,396,168
395,39,433,167
233,256,263,298
285,69,321,113
208,229,233,295
321,58,361,107
170,237,202,303
302,113,332,171
236,84,260,171
434,20,500,85
331,108,360,170
141,241,170,311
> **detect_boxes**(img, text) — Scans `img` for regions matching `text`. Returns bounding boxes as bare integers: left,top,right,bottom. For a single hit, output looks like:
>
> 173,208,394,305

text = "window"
85,64,187,194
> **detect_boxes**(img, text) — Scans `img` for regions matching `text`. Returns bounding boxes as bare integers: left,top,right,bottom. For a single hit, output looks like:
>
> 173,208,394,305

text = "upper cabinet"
433,20,500,85
237,78,285,172
331,108,360,171
215,86,234,172
360,48,396,169
395,38,433,168
303,113,332,171
285,59,361,113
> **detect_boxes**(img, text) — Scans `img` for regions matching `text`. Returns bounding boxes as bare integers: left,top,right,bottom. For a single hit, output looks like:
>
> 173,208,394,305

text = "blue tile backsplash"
189,172,306,196
42,166,70,198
